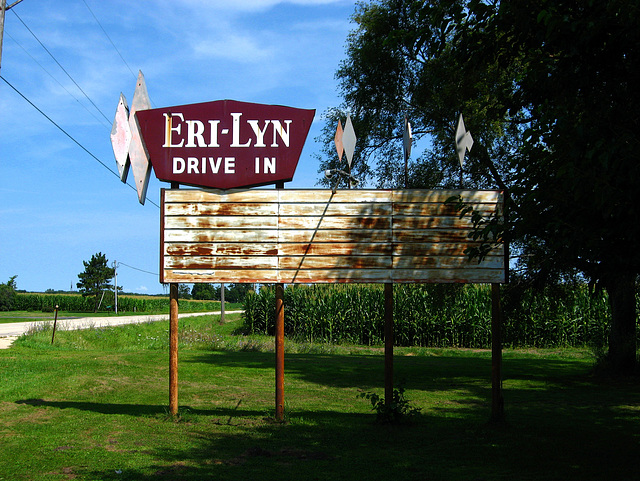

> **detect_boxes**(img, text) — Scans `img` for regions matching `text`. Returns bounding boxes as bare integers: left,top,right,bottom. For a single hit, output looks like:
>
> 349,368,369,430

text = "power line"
4,30,110,129
117,261,158,277
80,1,155,109
0,74,160,209
82,0,137,81
10,8,112,125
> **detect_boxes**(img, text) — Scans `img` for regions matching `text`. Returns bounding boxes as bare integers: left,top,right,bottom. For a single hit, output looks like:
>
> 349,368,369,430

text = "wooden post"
491,283,505,422
384,282,394,405
169,282,179,417
220,283,225,325
1,0,7,74
275,283,285,421
274,180,286,422
51,305,59,344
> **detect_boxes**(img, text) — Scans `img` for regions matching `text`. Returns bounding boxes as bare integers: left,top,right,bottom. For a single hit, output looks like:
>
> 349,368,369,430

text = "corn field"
241,283,623,349
14,293,220,314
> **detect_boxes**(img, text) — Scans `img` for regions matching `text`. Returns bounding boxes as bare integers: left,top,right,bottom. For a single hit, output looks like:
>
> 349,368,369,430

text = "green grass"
1,315,639,480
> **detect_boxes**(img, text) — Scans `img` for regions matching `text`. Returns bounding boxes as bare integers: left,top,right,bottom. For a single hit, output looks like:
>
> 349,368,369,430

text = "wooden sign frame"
160,188,506,284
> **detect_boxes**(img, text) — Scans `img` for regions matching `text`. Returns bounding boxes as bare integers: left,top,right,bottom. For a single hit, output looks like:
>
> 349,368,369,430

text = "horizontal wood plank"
279,255,393,270
165,216,278,229
278,216,391,230
162,268,506,284
165,202,278,216
279,203,392,216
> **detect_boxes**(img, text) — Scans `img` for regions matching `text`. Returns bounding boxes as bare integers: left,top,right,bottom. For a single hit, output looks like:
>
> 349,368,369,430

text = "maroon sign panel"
136,100,315,189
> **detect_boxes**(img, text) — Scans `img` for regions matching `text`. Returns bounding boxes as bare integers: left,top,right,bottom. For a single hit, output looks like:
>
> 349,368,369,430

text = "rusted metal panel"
278,229,393,244
165,189,280,203
279,255,393,270
277,243,393,257
393,215,477,230
165,202,278,216
164,229,279,243
392,255,504,269
393,202,497,217
394,242,503,257
279,202,392,216
278,215,391,230
165,243,280,256
278,189,391,203
165,255,278,270
392,230,473,243
392,189,502,204
161,188,507,284
165,215,278,229
163,269,280,284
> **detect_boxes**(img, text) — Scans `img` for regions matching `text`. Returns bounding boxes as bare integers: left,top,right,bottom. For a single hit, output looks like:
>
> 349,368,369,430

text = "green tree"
225,283,253,303
0,276,18,311
328,0,639,373
178,284,192,299
191,283,218,300
77,253,115,312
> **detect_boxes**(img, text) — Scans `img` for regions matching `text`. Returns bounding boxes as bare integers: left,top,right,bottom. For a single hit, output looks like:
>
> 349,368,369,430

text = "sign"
136,100,315,189
455,113,473,167
160,188,507,284
110,71,152,204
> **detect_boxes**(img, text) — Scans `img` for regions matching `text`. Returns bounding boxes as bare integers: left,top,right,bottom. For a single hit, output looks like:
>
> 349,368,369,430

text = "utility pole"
113,261,118,314
1,0,27,73
1,0,6,73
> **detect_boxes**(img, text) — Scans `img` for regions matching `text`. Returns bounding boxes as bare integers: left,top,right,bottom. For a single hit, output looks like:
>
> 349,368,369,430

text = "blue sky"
0,0,358,295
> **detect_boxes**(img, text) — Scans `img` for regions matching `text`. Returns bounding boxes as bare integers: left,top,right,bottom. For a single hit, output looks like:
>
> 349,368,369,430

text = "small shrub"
359,385,422,424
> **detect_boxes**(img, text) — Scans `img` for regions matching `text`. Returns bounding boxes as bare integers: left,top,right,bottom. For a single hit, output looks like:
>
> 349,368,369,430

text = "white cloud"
192,32,273,63
173,0,348,12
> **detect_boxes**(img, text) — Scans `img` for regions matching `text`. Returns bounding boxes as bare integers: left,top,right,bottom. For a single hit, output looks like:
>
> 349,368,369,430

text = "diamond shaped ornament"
334,119,344,161
110,93,132,183
403,117,412,161
128,71,152,204
342,114,357,168
455,113,473,167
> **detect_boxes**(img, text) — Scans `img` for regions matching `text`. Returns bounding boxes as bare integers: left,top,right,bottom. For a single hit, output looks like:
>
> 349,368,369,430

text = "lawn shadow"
182,348,595,399
13,398,265,419
80,397,640,481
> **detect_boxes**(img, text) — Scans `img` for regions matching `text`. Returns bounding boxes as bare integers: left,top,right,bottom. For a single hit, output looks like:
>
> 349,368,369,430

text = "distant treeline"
14,293,221,313
241,283,632,349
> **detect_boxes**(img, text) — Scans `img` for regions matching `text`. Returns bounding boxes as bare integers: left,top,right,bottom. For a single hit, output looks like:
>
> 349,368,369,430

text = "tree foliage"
224,283,253,303
76,253,115,312
190,283,253,303
0,276,18,311
191,283,218,300
327,0,639,372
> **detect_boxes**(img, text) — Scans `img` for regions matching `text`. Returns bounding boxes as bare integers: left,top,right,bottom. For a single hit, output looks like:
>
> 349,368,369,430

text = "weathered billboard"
160,188,507,284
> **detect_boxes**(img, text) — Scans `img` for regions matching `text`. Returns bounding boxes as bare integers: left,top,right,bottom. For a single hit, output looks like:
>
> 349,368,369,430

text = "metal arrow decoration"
403,116,412,162
455,113,473,167
403,116,412,187
110,93,132,183
110,71,152,205
342,114,357,168
334,119,344,161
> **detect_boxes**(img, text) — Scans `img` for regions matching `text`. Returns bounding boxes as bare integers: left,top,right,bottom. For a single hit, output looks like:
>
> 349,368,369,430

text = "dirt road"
0,311,241,349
